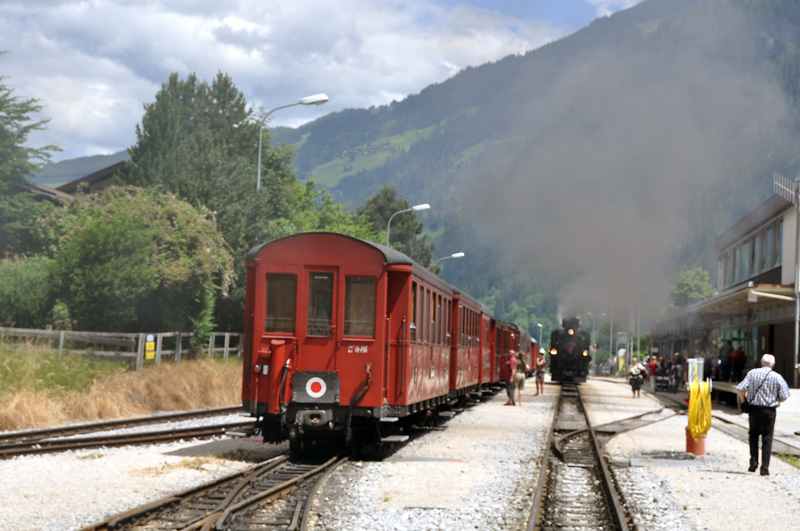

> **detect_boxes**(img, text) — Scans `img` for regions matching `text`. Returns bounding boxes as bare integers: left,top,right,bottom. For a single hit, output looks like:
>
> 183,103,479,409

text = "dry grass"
0,357,242,431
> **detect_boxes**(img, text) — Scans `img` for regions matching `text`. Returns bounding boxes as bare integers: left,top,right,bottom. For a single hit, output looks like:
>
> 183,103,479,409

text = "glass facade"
721,219,782,289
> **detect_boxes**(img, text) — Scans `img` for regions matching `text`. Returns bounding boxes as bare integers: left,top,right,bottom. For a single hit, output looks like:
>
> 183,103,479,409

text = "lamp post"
434,252,465,266
257,93,329,190
386,203,430,246
537,323,543,347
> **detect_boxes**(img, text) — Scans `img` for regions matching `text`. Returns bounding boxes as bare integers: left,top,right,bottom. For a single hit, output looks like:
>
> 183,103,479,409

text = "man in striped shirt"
737,354,790,476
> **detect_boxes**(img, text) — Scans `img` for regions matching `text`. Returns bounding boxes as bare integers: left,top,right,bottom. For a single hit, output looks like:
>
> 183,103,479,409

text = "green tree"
122,72,373,330
356,184,435,265
49,187,234,333
0,55,60,256
671,267,717,309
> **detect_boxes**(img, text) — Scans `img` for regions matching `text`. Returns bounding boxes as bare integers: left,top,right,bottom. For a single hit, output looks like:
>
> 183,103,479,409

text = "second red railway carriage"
242,232,526,453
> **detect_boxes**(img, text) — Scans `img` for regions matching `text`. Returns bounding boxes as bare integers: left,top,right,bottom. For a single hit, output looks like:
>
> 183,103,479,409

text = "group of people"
502,348,546,406
717,340,747,382
625,354,687,397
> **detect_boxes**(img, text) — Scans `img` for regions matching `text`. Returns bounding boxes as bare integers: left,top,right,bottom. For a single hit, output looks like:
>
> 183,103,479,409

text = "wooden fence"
0,327,243,370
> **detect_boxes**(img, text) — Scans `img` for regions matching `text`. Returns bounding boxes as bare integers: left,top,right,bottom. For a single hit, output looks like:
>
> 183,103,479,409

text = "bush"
0,256,53,327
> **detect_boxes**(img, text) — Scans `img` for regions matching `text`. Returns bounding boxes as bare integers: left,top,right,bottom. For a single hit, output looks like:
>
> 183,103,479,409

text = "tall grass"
0,341,242,431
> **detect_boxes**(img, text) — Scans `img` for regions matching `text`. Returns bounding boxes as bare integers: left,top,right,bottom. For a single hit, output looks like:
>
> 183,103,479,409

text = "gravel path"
308,390,555,531
2,379,799,530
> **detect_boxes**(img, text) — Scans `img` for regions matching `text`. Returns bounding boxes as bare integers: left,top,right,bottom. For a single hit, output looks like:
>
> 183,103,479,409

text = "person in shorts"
534,350,546,396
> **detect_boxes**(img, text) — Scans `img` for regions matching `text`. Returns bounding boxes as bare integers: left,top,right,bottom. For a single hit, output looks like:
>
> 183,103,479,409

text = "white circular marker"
306,377,326,398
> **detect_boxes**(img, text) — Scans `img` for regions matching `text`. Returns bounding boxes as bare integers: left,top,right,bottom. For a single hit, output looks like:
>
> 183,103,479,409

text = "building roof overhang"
653,283,796,335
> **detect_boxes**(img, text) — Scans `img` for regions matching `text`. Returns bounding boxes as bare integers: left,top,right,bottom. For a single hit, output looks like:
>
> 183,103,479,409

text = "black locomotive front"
549,317,591,383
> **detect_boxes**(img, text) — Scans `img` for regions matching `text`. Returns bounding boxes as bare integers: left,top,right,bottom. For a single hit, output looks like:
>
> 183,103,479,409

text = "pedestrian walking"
737,354,790,476
628,357,645,398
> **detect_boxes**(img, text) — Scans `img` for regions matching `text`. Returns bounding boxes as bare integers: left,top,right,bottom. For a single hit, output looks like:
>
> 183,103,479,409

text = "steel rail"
526,384,562,531
0,406,245,444
0,421,255,458
575,386,629,531
528,384,630,530
79,455,290,531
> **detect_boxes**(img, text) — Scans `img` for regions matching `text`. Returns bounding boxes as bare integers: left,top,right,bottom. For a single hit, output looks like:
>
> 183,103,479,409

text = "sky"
0,0,642,162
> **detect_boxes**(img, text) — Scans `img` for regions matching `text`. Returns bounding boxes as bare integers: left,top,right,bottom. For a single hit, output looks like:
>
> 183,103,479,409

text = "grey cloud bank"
1,0,576,161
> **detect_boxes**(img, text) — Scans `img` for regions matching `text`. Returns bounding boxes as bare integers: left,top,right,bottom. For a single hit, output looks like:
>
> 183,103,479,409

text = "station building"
651,184,799,388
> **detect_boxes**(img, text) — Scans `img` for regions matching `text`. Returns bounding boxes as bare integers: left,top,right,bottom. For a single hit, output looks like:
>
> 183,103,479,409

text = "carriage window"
411,282,418,341
425,288,431,343
265,274,296,333
307,272,333,337
345,276,376,336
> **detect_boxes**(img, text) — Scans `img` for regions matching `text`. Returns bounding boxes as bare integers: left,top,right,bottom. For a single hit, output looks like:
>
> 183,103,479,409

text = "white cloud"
1,0,568,160
586,0,641,18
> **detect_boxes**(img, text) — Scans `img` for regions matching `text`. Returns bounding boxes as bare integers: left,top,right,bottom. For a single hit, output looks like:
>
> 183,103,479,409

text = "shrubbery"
0,256,52,328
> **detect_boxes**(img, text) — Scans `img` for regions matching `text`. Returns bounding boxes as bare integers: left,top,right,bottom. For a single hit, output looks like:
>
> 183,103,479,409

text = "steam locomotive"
240,232,528,455
548,317,591,383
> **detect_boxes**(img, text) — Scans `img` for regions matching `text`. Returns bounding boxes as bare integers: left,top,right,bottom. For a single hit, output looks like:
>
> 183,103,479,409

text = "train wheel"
288,427,303,457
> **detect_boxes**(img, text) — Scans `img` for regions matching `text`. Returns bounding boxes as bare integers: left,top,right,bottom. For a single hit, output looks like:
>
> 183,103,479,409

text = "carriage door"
302,269,338,371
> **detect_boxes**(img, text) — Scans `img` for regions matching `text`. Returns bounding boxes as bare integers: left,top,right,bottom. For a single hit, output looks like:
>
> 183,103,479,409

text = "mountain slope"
273,0,800,327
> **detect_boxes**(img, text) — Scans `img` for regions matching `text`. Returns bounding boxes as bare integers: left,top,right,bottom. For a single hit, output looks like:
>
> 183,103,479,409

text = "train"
240,232,530,454
548,316,591,383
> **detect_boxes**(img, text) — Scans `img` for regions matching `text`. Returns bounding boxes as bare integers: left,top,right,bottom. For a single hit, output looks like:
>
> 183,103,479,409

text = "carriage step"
438,411,457,418
381,435,410,443
380,417,399,422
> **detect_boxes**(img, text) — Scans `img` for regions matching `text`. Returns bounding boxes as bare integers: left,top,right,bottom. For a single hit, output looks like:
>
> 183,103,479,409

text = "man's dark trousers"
749,406,777,474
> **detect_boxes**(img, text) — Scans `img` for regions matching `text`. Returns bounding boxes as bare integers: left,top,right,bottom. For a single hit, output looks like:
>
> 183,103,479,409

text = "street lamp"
537,323,543,347
386,203,430,246
434,252,465,266
257,93,329,190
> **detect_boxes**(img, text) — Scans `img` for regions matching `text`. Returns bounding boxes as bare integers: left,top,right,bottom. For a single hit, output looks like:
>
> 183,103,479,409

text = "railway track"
0,407,254,458
80,453,347,531
529,384,678,530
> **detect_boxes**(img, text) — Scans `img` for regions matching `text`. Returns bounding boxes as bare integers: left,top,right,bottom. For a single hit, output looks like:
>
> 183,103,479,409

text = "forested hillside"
272,0,800,334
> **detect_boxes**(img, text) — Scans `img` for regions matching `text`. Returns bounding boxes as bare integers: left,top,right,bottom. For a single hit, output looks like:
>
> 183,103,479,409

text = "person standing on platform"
730,344,745,382
502,350,518,405
628,357,645,398
534,349,546,396
719,340,733,382
648,355,658,391
737,354,790,476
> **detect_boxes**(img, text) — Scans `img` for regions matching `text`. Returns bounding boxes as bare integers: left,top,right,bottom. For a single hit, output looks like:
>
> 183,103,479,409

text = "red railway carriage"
449,292,483,396
492,320,520,383
243,232,475,453
519,330,533,375
478,307,493,387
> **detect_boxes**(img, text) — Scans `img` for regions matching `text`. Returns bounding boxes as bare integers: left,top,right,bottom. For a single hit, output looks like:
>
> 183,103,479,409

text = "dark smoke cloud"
466,3,793,329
